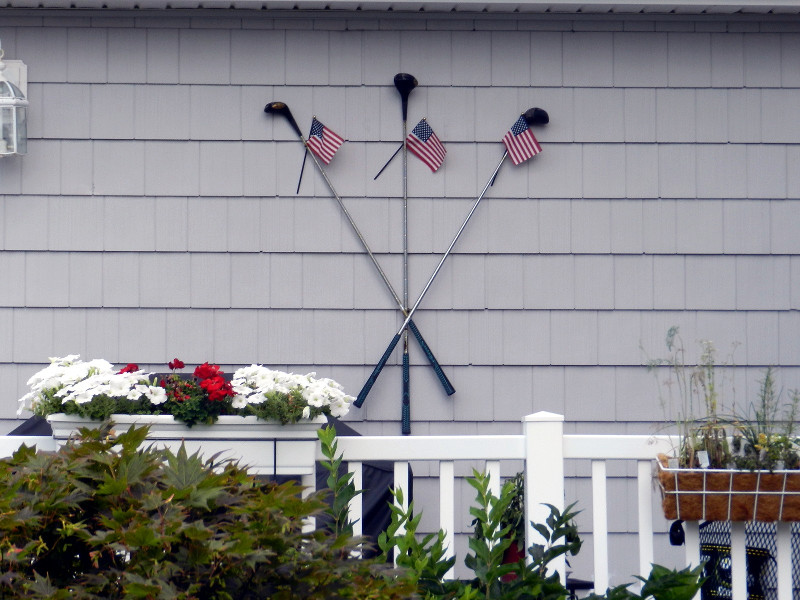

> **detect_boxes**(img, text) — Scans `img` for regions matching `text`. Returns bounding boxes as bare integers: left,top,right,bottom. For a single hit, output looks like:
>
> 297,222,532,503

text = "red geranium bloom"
194,362,222,380
200,375,234,402
168,358,185,370
118,363,139,374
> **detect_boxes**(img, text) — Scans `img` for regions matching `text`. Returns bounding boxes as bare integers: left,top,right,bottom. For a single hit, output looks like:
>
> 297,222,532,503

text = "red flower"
118,363,139,374
168,358,185,371
200,375,234,402
194,362,222,380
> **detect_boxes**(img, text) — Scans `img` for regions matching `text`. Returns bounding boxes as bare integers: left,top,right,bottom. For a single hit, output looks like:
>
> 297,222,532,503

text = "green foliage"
645,327,734,468
243,391,326,425
500,472,525,552
377,487,457,598
585,564,706,600
159,373,231,427
377,469,703,600
0,424,413,600
463,471,581,600
731,367,800,471
638,564,706,600
317,425,360,538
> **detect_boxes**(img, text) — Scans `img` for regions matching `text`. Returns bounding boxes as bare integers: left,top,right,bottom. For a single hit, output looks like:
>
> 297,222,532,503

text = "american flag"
306,117,344,164
502,114,542,166
406,119,446,173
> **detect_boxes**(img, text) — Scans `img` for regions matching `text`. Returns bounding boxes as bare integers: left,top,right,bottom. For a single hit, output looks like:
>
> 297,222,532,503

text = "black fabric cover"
7,415,50,436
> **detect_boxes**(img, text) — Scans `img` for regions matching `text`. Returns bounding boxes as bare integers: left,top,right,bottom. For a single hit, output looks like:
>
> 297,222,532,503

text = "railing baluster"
776,521,792,600
348,461,363,540
636,460,654,584
487,460,501,500
591,460,609,593
439,461,455,579
301,471,316,532
730,521,747,600
682,521,701,600
394,460,410,542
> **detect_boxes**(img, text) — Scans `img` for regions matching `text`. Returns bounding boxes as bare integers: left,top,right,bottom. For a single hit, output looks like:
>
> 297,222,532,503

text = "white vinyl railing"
324,412,798,600
2,412,797,599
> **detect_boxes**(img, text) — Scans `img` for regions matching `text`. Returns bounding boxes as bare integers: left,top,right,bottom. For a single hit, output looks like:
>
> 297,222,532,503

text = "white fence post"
591,460,609,593
523,411,566,582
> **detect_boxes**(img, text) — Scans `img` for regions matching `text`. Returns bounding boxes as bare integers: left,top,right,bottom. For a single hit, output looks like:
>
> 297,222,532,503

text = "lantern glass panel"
15,106,26,154
0,80,23,99
0,106,14,154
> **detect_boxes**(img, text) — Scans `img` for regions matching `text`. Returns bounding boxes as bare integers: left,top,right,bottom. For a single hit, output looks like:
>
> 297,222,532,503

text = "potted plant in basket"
647,328,800,522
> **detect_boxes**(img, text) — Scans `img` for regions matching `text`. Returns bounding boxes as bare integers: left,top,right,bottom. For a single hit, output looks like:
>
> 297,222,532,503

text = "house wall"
1,7,799,580
2,9,798,435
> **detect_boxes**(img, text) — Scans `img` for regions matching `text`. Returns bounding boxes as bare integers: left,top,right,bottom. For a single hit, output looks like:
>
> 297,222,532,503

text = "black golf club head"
523,107,549,127
394,73,418,121
264,101,302,137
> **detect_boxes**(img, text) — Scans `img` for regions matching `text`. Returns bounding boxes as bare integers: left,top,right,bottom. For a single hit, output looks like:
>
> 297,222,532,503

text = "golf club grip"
408,319,455,396
354,333,402,407
402,352,410,435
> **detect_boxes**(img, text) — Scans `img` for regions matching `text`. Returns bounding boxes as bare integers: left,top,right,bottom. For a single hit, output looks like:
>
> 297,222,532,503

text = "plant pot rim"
46,413,329,440
657,455,799,475
46,413,327,424
655,454,800,522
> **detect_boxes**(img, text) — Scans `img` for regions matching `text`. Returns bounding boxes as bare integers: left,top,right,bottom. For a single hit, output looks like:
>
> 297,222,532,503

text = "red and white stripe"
407,131,446,173
307,119,344,165
502,122,542,166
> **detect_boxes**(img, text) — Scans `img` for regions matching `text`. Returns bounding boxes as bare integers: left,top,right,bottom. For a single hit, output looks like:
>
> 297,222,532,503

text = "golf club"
395,73,418,435
354,107,549,408
264,101,455,399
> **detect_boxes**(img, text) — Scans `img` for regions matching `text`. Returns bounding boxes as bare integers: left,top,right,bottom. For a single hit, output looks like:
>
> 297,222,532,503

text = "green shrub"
0,424,413,600
377,469,704,600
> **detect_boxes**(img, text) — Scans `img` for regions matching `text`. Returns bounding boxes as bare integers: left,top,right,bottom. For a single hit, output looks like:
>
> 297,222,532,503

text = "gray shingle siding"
0,12,798,444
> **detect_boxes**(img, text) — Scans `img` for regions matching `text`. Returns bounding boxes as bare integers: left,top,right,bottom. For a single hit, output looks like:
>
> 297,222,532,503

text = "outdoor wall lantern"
0,42,28,157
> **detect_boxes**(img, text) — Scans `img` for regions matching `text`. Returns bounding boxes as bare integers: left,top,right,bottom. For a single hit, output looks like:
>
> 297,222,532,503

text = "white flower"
145,386,167,405
17,356,159,415
231,364,351,419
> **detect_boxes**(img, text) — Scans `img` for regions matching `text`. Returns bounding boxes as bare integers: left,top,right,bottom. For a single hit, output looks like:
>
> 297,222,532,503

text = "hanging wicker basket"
656,454,800,522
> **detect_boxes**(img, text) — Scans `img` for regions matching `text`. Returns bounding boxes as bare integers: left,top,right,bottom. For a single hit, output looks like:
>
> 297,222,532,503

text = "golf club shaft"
296,149,308,194
373,143,403,180
279,116,455,398
355,151,509,407
401,108,410,434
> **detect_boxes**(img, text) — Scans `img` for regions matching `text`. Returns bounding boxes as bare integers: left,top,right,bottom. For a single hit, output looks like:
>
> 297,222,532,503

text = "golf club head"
523,107,549,127
394,73,418,121
264,101,302,137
